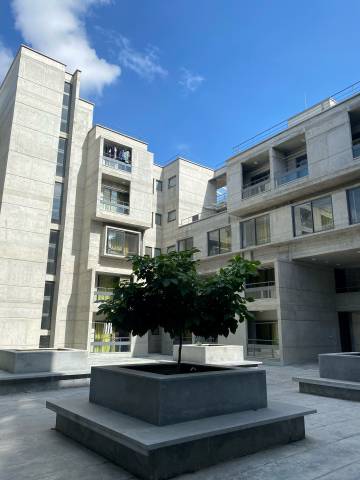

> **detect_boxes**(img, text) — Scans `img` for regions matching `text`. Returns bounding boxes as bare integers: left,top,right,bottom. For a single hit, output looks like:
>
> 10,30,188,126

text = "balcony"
242,175,271,199
103,155,132,173
100,199,130,215
274,159,309,188
247,340,280,360
246,281,276,299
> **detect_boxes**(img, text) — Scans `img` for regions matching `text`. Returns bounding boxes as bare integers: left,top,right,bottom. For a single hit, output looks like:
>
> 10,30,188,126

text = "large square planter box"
319,352,360,382
173,344,244,364
0,348,88,373
89,363,267,425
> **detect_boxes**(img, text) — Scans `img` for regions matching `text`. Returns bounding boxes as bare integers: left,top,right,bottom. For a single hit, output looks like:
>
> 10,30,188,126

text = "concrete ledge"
47,396,315,480
293,376,360,401
173,344,244,364
319,352,360,382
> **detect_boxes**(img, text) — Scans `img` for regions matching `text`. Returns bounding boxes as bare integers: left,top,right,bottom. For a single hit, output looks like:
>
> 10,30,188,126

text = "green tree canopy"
98,249,259,366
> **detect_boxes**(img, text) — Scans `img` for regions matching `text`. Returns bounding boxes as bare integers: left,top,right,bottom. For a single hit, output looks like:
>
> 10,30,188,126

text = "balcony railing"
103,154,132,173
94,287,115,303
90,337,131,353
100,200,130,215
352,142,360,159
247,339,280,360
242,176,271,199
274,162,308,187
216,191,228,205
246,281,276,299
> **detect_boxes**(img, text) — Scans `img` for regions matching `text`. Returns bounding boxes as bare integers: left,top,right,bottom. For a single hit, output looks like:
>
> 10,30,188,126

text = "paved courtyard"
1,363,360,480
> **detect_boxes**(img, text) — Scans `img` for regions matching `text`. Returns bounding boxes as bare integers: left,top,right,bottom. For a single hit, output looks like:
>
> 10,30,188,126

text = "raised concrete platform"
173,344,261,367
319,352,360,382
47,395,315,480
294,375,360,401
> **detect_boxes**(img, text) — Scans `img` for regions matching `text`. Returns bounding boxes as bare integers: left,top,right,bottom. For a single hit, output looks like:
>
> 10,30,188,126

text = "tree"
98,249,259,370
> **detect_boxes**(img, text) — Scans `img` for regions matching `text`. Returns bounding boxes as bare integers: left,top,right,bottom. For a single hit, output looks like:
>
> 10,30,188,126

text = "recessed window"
145,246,152,256
154,248,161,257
155,213,162,226
41,281,55,330
155,179,163,192
207,226,231,256
51,182,64,223
347,187,360,225
178,237,193,252
167,245,176,253
47,230,60,275
60,82,72,133
168,175,176,189
241,215,270,248
293,196,334,236
56,138,67,177
106,227,140,257
167,210,176,222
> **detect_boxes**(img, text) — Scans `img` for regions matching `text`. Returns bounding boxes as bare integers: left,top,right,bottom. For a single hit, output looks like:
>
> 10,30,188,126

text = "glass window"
178,237,193,252
155,180,163,192
145,246,152,256
106,228,139,256
41,281,55,330
168,175,176,189
155,213,162,226
293,196,333,236
56,138,67,177
167,210,176,222
39,335,50,348
51,182,64,223
60,82,72,133
47,230,60,275
167,245,176,253
154,248,161,257
207,226,232,256
241,215,270,248
347,187,360,225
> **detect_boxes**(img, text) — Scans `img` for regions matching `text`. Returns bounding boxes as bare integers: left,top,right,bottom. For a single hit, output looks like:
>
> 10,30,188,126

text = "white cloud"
179,68,204,93
11,0,120,95
117,36,168,81
0,42,13,82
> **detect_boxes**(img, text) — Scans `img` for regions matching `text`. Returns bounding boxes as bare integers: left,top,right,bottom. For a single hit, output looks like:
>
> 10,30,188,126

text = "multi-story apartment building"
1,45,360,364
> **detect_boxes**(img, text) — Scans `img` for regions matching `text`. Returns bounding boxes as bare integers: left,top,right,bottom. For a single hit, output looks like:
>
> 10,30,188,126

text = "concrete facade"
2,45,360,363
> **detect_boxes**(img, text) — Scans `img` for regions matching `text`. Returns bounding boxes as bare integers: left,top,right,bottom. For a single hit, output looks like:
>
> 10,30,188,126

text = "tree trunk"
177,330,183,372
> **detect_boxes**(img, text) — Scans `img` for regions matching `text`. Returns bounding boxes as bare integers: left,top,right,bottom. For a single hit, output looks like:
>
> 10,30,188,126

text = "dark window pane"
106,228,139,256
293,202,313,236
155,180,163,192
219,226,231,253
208,229,219,256
178,237,193,252
56,138,67,177
39,335,50,348
256,215,270,245
41,281,55,330
167,210,176,222
47,230,60,274
167,245,176,253
241,219,256,248
348,187,360,224
51,182,64,223
155,213,162,225
312,196,333,232
145,246,152,256
168,176,176,189
154,248,161,257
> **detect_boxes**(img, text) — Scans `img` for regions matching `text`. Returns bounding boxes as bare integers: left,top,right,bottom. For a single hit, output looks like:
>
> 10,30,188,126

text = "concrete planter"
173,344,244,364
319,352,360,382
0,348,88,373
89,363,267,425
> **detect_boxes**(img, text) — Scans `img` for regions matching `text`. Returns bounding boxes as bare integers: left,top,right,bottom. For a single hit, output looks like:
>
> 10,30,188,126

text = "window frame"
47,230,60,275
155,179,163,192
240,214,271,248
178,237,194,252
347,186,360,225
168,175,177,189
207,226,232,256
292,195,334,237
51,181,64,224
154,213,162,226
167,209,177,223
104,226,141,258
145,246,153,257
167,245,176,253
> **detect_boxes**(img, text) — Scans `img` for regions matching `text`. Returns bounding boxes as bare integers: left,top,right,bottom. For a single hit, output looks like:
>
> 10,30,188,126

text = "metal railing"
100,200,130,215
233,80,360,154
247,339,280,359
94,287,115,302
216,191,228,205
275,163,309,187
103,154,132,173
242,176,271,199
246,281,276,299
90,336,131,353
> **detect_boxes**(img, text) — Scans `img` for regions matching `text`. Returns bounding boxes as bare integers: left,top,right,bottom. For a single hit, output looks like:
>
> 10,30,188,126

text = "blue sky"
1,0,360,168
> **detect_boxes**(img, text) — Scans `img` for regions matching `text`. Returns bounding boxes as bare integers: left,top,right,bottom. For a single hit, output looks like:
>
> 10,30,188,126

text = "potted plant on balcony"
98,249,259,370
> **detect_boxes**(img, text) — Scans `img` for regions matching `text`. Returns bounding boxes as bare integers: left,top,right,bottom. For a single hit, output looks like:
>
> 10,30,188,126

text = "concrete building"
1,45,360,364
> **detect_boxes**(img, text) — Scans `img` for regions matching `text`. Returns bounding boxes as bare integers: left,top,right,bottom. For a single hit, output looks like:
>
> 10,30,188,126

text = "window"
41,281,55,330
39,335,50,348
60,82,72,133
347,187,360,225
47,230,60,275
51,182,64,223
168,175,176,189
293,196,334,236
154,248,161,257
167,210,176,222
145,246,152,256
56,138,67,177
106,227,139,257
241,215,270,248
167,245,176,253
101,184,130,215
155,213,162,226
155,179,163,192
178,237,193,251
207,226,231,256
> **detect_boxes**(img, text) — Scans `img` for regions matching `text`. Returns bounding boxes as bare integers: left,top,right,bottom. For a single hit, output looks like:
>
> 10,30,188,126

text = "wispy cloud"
179,68,204,93
116,36,168,81
176,142,191,154
11,0,120,95
0,41,13,82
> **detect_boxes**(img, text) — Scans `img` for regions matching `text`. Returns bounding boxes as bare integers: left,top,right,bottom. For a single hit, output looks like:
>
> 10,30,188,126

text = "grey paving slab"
0,364,360,480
